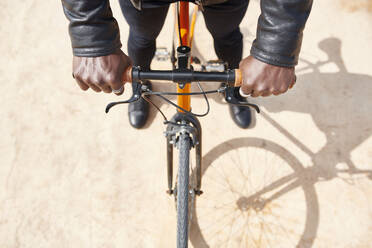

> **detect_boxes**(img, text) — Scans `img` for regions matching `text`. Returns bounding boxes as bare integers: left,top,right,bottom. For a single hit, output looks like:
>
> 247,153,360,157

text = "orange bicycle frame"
176,2,198,112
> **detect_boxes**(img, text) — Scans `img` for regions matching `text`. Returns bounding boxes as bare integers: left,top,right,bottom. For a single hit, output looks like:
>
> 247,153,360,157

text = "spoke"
196,145,307,248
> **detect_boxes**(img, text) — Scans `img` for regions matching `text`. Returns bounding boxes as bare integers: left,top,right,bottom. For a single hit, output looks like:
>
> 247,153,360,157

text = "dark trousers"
118,0,249,70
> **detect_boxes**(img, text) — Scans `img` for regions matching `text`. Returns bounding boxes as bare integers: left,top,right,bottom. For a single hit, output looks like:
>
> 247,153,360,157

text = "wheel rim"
190,138,319,248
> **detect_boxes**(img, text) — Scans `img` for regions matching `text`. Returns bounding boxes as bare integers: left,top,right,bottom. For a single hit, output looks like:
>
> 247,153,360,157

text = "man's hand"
239,56,296,97
72,49,132,95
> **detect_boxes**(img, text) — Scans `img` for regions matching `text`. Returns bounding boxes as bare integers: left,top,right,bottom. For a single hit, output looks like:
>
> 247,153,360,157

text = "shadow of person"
188,37,371,248
258,37,372,180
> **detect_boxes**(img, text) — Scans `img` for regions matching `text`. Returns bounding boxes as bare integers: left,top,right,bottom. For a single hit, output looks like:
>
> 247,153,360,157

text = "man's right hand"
72,49,132,95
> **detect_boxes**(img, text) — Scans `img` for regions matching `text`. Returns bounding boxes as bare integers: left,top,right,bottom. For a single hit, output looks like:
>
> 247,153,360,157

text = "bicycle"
105,2,259,247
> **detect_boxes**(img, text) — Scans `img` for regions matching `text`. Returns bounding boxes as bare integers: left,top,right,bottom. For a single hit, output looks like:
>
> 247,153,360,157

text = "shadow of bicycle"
190,138,319,247
187,37,372,247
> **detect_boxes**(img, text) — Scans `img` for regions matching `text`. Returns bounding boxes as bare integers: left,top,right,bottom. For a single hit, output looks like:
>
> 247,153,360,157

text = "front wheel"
176,133,192,248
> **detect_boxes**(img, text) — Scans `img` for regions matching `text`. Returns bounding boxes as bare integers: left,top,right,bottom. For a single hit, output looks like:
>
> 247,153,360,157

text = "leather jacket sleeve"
61,0,122,57
250,0,313,67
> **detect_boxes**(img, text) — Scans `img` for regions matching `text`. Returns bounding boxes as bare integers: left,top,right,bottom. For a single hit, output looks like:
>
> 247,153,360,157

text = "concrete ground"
0,0,371,247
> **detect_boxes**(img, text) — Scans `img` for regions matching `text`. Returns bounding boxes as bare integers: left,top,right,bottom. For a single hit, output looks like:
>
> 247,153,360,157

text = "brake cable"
143,83,225,119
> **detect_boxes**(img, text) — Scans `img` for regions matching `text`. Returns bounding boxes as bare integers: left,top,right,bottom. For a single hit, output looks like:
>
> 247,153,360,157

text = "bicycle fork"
165,112,203,196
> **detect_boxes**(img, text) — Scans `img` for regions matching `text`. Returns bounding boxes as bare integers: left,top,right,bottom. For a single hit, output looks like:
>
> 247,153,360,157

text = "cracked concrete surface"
0,0,371,247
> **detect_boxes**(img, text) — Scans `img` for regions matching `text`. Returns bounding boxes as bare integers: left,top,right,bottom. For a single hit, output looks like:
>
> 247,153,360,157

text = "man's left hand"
239,56,296,97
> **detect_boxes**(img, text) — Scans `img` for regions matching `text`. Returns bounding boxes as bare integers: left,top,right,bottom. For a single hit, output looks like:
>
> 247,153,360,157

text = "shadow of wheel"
189,138,319,248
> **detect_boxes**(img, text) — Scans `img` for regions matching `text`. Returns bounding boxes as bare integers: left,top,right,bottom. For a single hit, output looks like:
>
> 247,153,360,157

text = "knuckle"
96,80,105,87
243,77,254,85
106,73,117,84
242,81,254,91
262,90,272,97
90,79,100,86
80,75,90,84
77,82,89,90
272,86,282,95
256,84,267,92
250,90,258,97
280,86,288,93
269,87,276,93
111,82,122,90
93,87,101,92
253,85,263,94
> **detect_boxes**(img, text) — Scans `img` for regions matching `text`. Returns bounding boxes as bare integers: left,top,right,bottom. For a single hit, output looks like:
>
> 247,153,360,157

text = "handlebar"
126,66,242,86
105,66,259,114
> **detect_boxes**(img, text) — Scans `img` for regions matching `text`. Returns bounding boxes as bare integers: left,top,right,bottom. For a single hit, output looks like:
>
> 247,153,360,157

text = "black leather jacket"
61,0,313,67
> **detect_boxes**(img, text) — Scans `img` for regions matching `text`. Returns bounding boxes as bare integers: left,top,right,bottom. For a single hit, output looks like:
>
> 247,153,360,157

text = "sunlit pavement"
0,0,371,247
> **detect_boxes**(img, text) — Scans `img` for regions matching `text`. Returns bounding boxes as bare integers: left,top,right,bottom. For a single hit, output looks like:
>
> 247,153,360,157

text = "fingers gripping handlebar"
105,66,259,114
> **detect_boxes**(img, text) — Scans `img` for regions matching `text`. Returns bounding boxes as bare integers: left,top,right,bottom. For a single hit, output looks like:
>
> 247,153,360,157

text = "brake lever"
225,87,260,113
105,82,143,113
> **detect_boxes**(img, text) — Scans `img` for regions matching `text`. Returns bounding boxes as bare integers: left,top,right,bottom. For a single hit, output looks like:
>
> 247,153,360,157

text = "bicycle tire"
176,133,191,248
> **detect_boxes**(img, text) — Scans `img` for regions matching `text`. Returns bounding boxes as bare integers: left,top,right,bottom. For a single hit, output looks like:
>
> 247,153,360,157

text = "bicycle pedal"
166,189,174,195
203,60,227,72
194,190,203,196
155,47,170,61
192,56,201,64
